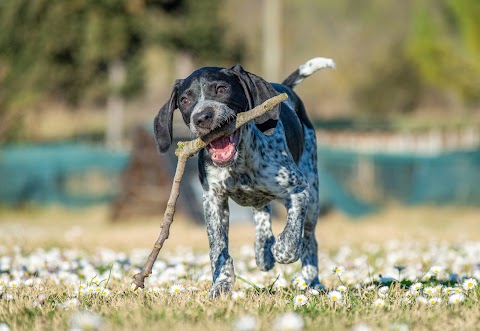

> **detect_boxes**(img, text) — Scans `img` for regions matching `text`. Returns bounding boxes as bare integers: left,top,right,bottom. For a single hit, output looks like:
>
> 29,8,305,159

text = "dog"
154,57,335,297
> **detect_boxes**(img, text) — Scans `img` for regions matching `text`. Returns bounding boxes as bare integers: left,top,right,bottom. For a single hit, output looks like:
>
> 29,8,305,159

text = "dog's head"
154,65,280,166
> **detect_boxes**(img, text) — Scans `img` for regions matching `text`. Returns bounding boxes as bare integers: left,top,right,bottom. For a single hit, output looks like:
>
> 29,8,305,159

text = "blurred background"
0,0,479,226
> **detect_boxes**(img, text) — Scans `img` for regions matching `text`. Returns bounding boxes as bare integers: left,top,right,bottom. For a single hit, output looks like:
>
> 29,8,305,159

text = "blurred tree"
0,0,242,141
406,0,480,104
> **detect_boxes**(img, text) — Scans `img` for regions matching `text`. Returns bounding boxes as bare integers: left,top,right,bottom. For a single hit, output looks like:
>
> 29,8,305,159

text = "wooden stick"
131,93,288,290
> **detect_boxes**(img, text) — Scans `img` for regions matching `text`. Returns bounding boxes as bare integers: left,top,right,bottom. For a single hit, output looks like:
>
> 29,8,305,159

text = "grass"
0,205,479,331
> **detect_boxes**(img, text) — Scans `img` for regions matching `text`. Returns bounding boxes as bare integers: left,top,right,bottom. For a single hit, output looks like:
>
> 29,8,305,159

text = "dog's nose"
192,107,214,128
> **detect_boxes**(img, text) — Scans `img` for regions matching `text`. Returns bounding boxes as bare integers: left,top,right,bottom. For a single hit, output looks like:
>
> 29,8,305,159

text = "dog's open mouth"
206,130,240,166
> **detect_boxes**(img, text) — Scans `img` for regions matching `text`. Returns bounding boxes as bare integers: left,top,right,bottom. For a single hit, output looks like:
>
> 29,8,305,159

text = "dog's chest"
206,163,276,208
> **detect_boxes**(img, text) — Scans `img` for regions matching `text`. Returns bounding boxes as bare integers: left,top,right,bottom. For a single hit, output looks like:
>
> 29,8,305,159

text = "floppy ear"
153,80,182,153
229,64,280,135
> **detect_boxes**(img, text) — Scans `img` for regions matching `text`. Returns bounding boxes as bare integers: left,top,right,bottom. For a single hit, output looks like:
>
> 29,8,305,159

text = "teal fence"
0,144,129,207
0,144,479,215
317,148,480,216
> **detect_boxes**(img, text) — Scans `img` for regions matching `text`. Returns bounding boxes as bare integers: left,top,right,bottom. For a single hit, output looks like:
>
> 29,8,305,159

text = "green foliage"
406,0,480,102
151,0,244,62
0,0,241,140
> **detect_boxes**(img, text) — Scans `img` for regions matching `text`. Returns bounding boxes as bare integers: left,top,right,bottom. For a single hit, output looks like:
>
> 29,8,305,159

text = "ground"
0,205,479,331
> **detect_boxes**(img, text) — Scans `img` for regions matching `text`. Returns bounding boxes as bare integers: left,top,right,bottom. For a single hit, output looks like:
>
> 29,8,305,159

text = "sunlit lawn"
0,205,479,331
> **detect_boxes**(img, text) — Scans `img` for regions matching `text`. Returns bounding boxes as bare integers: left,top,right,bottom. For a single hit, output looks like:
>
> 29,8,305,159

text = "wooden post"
263,0,282,81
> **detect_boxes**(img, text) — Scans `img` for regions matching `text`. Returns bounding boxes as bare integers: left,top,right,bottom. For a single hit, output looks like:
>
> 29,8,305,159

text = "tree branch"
131,93,288,290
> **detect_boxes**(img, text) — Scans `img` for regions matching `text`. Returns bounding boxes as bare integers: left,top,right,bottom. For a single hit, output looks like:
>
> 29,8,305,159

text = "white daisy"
378,286,389,298
423,286,435,296
69,310,103,331
308,288,320,296
273,278,289,290
328,290,342,303
373,298,385,308
462,278,477,291
332,266,345,276
448,293,465,305
389,323,409,331
272,312,304,331
233,315,257,331
293,294,308,307
169,284,185,295
148,287,161,295
430,266,443,275
410,282,422,292
61,298,80,309
428,297,442,306
232,291,246,301
337,285,347,293
415,296,427,305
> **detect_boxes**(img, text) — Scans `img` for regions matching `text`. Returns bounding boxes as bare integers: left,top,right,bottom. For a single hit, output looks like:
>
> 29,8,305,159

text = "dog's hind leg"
298,126,322,287
252,204,275,271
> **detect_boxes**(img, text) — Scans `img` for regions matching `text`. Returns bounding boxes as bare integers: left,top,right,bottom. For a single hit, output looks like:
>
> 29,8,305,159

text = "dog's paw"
209,280,233,298
271,231,301,264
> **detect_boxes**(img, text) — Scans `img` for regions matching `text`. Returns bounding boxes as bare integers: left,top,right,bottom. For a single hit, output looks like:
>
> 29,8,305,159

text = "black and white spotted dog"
154,57,335,297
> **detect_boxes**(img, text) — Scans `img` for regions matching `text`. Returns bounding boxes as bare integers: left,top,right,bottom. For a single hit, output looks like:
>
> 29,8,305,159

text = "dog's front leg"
203,190,234,297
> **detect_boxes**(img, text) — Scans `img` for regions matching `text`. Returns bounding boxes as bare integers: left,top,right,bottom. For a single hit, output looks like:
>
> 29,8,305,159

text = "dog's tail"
282,57,335,89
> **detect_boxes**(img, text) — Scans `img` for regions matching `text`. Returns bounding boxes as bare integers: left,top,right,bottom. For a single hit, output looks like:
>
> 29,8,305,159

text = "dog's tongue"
209,136,235,163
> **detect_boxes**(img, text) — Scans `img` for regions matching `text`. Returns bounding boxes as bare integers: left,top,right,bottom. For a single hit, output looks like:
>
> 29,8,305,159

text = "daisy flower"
415,296,427,305
448,293,465,305
148,287,161,295
373,298,385,308
273,278,289,290
428,297,442,306
443,287,454,295
169,284,185,295
292,276,305,287
7,280,19,289
337,285,347,293
332,266,345,276
70,310,104,331
85,286,95,295
378,286,389,298
462,278,477,291
272,312,304,331
410,282,422,292
389,323,409,331
328,290,343,303
233,315,257,331
232,291,246,301
297,279,308,290
423,286,435,296
293,294,308,307
100,288,111,297
430,266,443,275
61,298,80,309
452,287,462,294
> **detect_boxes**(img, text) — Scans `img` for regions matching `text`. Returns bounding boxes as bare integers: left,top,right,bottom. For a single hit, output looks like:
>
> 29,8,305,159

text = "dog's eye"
180,97,190,106
216,86,227,94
